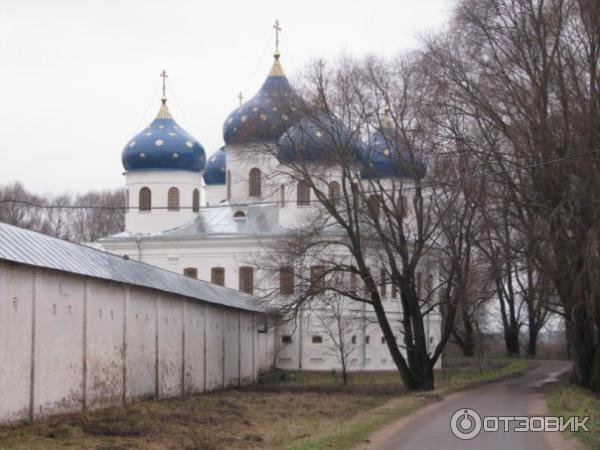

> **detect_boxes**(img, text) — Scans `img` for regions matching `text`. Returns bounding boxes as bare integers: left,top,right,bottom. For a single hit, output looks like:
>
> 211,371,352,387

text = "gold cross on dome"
273,19,282,54
160,70,168,98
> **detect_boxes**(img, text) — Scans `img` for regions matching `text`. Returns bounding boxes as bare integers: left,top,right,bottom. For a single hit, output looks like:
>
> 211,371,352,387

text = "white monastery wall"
0,260,273,425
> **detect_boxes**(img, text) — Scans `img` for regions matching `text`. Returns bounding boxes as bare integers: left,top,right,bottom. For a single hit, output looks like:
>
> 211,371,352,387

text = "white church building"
97,34,442,372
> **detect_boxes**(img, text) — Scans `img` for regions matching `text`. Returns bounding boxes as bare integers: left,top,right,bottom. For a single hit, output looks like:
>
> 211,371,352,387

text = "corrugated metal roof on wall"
0,222,266,313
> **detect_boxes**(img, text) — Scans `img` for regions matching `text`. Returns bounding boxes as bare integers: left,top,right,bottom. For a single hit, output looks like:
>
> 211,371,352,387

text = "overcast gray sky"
0,0,453,195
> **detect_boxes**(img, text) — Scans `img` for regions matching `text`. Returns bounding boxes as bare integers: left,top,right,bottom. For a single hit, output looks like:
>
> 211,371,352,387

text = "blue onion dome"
203,146,226,185
122,97,206,172
278,111,363,164
223,52,295,145
361,114,426,179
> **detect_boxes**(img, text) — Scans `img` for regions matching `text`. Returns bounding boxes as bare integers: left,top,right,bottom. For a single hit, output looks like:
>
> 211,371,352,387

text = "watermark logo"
450,409,482,440
450,408,590,440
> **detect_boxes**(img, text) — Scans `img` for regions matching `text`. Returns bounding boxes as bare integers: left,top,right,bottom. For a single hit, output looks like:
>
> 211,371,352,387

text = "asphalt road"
365,360,579,450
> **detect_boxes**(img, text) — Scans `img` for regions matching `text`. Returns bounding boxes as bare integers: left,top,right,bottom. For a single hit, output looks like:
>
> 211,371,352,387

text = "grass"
0,359,533,450
547,382,600,449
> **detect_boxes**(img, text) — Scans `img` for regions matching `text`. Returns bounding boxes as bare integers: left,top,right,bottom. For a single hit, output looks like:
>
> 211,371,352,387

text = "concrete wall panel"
0,265,33,423
184,301,205,394
157,295,183,398
85,281,124,410
34,272,84,418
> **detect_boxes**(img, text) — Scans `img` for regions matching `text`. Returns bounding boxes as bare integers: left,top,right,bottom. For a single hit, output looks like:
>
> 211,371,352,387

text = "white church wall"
0,264,33,423
225,145,280,205
205,184,226,207
85,280,125,411
0,261,272,425
125,170,204,234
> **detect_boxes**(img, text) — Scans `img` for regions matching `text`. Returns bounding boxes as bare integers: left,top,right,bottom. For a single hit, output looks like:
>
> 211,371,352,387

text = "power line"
1,149,597,212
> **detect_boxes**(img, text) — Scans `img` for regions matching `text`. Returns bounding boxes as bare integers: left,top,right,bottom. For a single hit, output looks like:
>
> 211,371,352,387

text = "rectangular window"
183,267,198,279
310,265,325,293
398,194,408,218
365,335,370,345
312,335,323,344
380,268,387,297
297,181,311,206
211,267,225,286
392,280,398,299
350,272,357,291
381,337,386,345
351,335,357,344
239,266,254,295
416,272,422,298
281,335,292,344
279,266,294,295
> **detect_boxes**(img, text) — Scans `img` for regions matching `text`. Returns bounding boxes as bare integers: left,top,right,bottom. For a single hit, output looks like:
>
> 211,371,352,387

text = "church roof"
0,223,266,313
203,147,226,185
100,203,287,241
121,97,206,173
222,54,295,146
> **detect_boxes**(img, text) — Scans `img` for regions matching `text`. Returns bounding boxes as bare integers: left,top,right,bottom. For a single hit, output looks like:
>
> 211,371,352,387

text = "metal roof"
0,222,266,313
99,203,288,242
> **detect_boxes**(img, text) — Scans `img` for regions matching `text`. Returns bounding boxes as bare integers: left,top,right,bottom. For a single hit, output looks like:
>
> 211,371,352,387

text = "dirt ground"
0,361,525,450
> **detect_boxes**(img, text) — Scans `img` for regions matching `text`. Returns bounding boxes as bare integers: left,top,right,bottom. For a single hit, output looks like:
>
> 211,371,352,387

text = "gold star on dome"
173,153,179,159
315,131,322,138
155,139,164,146
260,114,268,121
185,141,194,148
241,115,248,123
169,132,176,136
140,152,146,158
145,132,152,136
129,141,136,147
383,148,390,156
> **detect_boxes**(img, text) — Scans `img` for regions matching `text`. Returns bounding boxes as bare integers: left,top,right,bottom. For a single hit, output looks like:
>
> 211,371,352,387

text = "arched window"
168,187,180,211
329,181,341,206
226,170,232,201
297,180,311,206
192,189,200,212
233,210,246,219
139,187,151,211
183,267,198,278
249,168,261,197
279,266,294,295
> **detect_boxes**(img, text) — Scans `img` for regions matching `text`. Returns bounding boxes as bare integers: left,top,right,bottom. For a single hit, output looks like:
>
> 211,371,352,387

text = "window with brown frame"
397,194,408,218
233,210,246,219
226,170,232,200
280,184,286,207
139,187,151,211
249,167,261,197
281,335,292,344
168,187,180,211
239,266,254,295
329,181,341,206
416,272,422,298
297,180,311,206
368,194,382,218
310,265,325,293
211,267,225,286
312,335,323,344
183,267,198,279
192,188,200,212
392,281,398,299
350,272,357,291
279,266,294,295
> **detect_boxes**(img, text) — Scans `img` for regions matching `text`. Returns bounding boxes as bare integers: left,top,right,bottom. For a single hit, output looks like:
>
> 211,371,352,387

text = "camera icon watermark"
450,408,590,440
